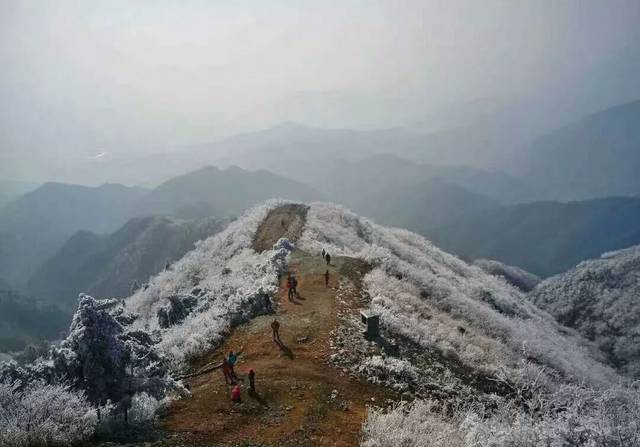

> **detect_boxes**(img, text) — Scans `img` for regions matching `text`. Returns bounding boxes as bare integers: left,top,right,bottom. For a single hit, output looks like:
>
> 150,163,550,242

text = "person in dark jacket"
325,252,331,265
248,369,256,394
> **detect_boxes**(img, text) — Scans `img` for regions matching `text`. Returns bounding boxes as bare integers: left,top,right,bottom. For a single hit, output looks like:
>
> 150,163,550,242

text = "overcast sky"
1,0,639,159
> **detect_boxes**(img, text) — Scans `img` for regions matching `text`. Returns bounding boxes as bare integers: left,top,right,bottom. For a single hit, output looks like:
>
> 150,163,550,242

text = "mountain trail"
160,206,394,446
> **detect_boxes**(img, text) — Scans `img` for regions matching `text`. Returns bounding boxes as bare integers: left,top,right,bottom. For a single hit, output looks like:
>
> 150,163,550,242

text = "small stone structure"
360,310,380,340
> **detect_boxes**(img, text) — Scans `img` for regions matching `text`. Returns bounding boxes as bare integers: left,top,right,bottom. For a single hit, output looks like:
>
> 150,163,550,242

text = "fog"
1,0,639,179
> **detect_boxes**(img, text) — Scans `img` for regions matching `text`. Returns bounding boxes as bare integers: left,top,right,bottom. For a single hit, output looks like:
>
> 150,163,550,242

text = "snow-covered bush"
128,392,164,424
126,200,291,366
473,259,540,292
362,399,463,447
299,202,617,388
0,380,97,446
363,383,640,447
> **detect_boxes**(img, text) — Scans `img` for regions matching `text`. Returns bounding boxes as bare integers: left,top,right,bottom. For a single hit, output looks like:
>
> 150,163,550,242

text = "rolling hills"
428,197,640,277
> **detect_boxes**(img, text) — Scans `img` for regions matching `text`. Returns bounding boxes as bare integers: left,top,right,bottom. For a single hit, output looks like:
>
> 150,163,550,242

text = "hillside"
473,259,541,292
3,200,628,446
0,182,147,288
428,197,640,277
525,99,640,200
529,245,640,378
28,215,228,311
271,154,535,207
0,288,68,352
133,165,323,219
0,180,39,210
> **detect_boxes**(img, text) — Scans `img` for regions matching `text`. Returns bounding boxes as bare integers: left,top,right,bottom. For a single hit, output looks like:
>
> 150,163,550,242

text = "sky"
1,0,639,162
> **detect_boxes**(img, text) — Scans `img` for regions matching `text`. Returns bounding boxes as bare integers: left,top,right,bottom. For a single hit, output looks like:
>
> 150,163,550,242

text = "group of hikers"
216,247,334,403
218,318,281,403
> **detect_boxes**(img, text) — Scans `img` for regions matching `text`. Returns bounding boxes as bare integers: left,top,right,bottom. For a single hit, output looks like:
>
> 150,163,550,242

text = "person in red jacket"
231,384,241,403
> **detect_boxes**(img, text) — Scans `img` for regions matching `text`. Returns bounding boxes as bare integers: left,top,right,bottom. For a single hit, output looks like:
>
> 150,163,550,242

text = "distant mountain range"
0,180,39,209
528,245,640,378
0,183,147,288
524,99,640,201
133,165,322,219
428,197,640,277
0,165,319,290
28,215,228,310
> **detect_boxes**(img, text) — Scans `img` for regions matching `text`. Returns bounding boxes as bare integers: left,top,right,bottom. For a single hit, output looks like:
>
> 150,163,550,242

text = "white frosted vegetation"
126,199,290,366
530,244,640,378
299,202,617,387
362,383,640,447
0,381,97,447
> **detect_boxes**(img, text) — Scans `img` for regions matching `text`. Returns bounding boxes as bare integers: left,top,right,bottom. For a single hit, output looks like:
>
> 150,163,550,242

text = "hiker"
287,275,294,301
322,248,326,258
228,348,244,380
231,384,242,403
221,358,233,385
248,369,256,394
292,275,298,298
325,252,331,265
325,269,330,288
271,318,281,342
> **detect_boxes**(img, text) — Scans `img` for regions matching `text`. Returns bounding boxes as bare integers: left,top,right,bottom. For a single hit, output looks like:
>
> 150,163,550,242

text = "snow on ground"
299,202,618,388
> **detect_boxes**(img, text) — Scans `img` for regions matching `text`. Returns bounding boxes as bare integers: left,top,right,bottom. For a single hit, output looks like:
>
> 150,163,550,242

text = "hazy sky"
1,0,639,159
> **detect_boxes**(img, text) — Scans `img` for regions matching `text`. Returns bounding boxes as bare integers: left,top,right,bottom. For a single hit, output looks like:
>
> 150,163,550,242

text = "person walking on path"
292,275,298,298
221,358,233,385
325,252,331,265
248,369,256,394
325,269,330,288
231,384,242,403
287,275,294,301
271,319,281,342
228,348,244,381
322,248,326,258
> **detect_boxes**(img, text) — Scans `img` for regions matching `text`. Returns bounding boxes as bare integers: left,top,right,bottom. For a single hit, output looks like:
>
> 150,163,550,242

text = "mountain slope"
0,180,39,210
0,182,147,288
270,154,535,207
525,99,640,200
428,197,640,277
133,165,323,219
3,201,623,446
0,287,68,352
28,216,227,310
363,177,499,234
528,245,640,378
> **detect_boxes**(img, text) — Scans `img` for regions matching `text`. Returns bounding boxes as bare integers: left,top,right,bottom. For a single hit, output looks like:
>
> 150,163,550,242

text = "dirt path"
161,250,392,446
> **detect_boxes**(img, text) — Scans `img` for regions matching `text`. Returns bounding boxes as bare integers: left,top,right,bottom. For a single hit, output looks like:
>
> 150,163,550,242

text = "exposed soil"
253,204,309,252
161,251,394,446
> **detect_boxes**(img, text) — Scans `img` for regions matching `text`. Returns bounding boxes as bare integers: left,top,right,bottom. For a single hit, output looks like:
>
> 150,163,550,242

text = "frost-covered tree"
0,380,96,446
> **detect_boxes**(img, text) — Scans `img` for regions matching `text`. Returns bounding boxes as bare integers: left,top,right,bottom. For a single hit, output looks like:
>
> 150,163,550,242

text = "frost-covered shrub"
473,259,540,292
127,392,163,423
299,202,617,387
363,383,640,447
362,400,464,447
0,380,97,446
126,200,291,366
